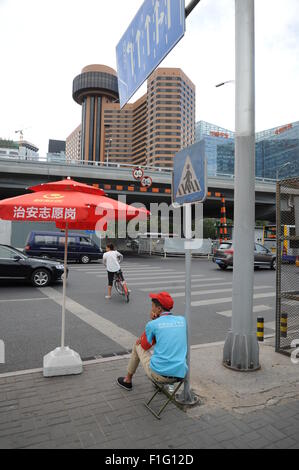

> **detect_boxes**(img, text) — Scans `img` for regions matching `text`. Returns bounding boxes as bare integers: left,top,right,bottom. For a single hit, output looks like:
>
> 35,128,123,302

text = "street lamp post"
276,162,291,181
215,80,235,88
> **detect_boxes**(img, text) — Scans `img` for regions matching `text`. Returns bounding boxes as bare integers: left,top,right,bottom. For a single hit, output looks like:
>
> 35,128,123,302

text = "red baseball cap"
149,292,174,311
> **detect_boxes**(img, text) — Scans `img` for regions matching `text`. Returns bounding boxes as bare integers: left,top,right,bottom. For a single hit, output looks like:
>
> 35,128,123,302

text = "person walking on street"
103,243,128,299
116,292,188,390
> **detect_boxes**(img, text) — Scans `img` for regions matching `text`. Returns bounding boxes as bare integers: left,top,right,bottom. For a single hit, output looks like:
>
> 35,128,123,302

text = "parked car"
212,241,276,270
0,244,67,287
24,231,103,264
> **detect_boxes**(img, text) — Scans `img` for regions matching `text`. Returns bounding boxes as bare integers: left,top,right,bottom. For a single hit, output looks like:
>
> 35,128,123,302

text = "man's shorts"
107,270,124,287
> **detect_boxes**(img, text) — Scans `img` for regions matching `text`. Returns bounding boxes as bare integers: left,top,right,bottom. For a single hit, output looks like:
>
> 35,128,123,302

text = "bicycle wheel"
123,284,130,303
114,278,124,296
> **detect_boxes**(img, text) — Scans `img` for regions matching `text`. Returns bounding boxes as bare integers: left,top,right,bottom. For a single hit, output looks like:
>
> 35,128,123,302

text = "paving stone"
0,437,13,449
247,437,272,449
13,432,51,449
257,424,288,442
49,423,75,440
269,437,298,449
213,430,242,443
280,424,299,438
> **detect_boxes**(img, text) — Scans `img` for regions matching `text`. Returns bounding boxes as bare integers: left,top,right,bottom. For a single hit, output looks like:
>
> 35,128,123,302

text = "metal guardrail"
0,156,173,174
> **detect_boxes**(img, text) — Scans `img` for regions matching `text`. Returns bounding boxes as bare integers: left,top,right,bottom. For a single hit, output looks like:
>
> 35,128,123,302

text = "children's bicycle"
114,270,130,303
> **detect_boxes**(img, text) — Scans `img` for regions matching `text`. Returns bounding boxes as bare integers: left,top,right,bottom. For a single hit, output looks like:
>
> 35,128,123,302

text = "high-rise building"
196,120,299,179
256,122,299,179
68,65,195,168
72,65,119,163
66,125,81,162
195,121,235,176
146,68,195,167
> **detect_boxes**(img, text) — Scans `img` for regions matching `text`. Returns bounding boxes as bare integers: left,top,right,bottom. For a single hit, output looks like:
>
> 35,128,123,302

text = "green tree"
203,218,218,239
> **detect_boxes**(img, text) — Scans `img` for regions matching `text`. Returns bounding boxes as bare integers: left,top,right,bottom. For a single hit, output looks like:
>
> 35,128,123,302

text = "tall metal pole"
223,0,260,371
185,0,201,18
177,203,198,405
61,223,69,349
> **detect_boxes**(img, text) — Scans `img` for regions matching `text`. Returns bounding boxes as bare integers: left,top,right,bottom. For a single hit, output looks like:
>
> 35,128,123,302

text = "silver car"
212,241,276,270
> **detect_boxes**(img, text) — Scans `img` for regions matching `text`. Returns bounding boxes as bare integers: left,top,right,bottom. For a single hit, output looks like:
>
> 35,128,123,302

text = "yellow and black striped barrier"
257,317,264,342
280,313,288,338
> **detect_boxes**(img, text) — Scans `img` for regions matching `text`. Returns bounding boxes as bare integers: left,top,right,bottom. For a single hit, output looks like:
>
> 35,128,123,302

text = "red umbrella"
0,178,147,226
0,178,149,375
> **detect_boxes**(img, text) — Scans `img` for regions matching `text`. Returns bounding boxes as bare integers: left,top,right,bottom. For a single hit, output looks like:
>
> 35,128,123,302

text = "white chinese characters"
13,206,77,221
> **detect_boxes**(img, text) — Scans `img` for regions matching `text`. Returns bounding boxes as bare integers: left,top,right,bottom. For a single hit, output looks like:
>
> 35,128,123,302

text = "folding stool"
145,377,184,420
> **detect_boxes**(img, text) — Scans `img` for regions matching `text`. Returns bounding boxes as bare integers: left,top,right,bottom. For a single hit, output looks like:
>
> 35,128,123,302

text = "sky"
0,0,298,156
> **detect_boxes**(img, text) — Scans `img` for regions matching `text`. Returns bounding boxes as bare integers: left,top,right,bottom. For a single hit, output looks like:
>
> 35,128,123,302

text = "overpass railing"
0,156,277,184
0,156,173,174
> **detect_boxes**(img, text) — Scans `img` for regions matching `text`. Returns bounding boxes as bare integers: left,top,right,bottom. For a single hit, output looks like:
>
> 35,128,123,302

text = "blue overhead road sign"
116,0,185,108
172,141,207,205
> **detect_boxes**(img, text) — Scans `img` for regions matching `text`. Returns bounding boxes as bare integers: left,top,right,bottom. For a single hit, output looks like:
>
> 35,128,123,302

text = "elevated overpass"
0,157,276,220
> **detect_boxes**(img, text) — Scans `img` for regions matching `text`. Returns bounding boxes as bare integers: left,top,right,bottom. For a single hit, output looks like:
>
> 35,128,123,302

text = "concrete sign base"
43,346,83,377
223,331,260,371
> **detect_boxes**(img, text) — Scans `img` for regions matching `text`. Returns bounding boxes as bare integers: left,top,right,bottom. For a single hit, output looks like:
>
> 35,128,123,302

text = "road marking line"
0,297,51,302
100,274,206,282
171,285,272,298
139,279,229,290
69,264,152,270
191,292,276,307
264,321,276,330
217,304,273,317
39,287,137,350
86,269,183,275
75,268,162,273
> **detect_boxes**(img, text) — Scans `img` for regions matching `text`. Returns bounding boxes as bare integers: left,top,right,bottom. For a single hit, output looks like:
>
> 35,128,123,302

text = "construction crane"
15,127,31,142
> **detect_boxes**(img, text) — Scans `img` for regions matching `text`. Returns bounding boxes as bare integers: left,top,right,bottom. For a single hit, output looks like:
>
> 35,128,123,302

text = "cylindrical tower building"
72,64,119,163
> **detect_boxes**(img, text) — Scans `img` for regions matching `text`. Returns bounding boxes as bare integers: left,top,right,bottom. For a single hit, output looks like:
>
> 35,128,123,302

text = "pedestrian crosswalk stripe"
69,264,152,270
217,304,272,318
95,271,188,278
96,273,206,281
83,268,181,275
191,292,275,307
171,285,272,299
176,155,201,197
264,321,275,330
139,279,230,291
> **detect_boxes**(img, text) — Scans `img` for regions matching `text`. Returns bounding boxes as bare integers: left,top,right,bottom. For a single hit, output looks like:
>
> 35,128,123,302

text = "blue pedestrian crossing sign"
172,141,207,205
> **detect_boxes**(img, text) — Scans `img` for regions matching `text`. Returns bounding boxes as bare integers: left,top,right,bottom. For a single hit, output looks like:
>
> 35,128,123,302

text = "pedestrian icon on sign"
176,156,201,198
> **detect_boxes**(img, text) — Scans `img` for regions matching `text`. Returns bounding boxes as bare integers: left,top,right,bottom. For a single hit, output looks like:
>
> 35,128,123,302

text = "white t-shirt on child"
103,250,123,272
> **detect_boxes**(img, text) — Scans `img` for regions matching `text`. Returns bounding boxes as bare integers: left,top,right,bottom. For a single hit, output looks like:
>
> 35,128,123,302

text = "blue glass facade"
195,121,235,177
196,120,299,179
256,122,299,179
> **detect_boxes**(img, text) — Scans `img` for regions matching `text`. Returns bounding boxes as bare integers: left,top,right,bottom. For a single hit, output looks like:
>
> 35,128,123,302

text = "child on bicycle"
103,243,128,299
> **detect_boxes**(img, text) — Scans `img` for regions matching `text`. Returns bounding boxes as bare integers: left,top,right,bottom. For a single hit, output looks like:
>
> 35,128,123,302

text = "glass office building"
196,120,299,179
256,122,299,179
195,121,235,176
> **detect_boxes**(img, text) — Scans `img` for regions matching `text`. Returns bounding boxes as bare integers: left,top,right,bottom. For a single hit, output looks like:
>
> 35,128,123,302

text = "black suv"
0,244,67,287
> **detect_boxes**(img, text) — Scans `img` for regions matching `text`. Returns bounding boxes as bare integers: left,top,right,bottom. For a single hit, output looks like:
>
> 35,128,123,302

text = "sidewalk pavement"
0,338,299,449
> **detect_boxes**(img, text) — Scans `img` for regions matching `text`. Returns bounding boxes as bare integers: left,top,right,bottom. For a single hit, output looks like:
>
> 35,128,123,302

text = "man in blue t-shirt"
117,292,188,391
